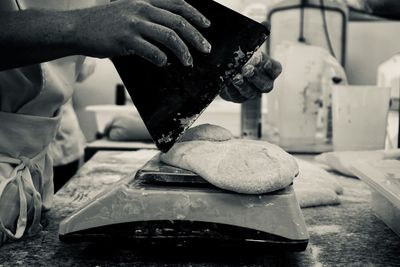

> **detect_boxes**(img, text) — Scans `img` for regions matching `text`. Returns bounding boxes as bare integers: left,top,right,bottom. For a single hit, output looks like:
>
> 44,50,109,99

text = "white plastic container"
272,43,345,147
332,86,391,151
239,0,269,140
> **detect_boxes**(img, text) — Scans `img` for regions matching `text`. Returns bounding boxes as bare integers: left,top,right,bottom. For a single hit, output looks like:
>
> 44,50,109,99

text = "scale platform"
59,155,309,251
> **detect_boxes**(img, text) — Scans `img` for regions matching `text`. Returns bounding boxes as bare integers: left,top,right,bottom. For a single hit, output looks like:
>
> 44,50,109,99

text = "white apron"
0,0,107,242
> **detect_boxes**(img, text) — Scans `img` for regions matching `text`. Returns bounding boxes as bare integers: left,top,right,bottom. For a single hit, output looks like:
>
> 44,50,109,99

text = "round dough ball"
178,124,233,143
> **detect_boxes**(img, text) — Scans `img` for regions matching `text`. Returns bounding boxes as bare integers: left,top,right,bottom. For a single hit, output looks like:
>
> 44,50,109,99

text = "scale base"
59,155,309,251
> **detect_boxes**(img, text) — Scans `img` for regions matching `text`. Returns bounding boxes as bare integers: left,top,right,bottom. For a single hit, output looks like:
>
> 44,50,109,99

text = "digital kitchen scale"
59,155,309,251
59,0,308,251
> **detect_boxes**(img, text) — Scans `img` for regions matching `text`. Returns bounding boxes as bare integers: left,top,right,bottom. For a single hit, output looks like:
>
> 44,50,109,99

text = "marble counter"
1,150,399,266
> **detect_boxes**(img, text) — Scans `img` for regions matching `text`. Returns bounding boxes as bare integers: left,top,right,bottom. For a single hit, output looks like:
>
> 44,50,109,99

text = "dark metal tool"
112,0,269,152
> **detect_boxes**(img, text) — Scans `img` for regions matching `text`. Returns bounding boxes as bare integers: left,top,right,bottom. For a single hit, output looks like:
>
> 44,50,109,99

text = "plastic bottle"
240,0,270,139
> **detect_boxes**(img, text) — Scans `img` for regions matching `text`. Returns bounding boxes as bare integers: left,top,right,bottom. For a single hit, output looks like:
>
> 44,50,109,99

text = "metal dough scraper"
112,0,269,152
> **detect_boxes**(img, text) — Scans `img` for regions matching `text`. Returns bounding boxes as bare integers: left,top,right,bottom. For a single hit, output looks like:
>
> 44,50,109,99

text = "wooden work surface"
1,150,400,266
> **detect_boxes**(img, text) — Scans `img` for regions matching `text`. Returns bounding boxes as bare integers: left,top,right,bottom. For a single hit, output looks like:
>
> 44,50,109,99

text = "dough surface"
294,159,343,208
178,124,233,143
161,125,299,194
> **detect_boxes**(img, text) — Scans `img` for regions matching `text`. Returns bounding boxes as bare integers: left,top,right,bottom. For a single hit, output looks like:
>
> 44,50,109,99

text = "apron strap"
0,149,47,239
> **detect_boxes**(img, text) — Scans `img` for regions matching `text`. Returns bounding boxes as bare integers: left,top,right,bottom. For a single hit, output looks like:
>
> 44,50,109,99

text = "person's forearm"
0,9,79,71
0,0,212,70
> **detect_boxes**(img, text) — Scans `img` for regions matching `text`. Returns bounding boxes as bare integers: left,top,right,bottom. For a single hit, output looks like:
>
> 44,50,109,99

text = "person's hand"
73,0,212,66
220,51,282,103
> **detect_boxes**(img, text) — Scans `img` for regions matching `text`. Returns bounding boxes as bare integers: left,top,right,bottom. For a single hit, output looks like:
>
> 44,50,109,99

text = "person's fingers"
144,6,211,53
220,85,248,103
130,37,168,67
247,51,265,67
232,74,260,99
239,53,282,93
242,64,255,77
151,0,211,28
141,21,192,66
263,55,283,79
249,77,274,93
243,65,275,93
